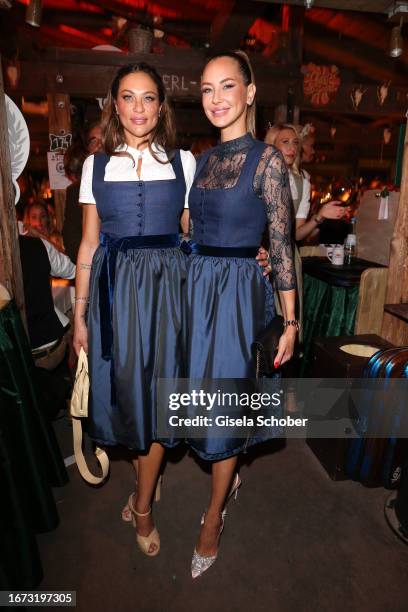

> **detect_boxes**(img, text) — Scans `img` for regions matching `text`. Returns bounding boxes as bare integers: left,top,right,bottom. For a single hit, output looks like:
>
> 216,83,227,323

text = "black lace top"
193,133,295,291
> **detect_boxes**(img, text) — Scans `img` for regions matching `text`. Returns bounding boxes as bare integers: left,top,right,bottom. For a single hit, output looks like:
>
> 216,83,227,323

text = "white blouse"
79,144,196,208
289,171,311,219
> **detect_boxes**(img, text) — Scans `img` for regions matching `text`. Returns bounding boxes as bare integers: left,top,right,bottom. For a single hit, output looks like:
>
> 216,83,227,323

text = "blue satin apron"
186,140,278,460
87,150,187,451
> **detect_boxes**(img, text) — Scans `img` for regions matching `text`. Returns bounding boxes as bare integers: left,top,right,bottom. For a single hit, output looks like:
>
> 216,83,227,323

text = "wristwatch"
283,319,300,332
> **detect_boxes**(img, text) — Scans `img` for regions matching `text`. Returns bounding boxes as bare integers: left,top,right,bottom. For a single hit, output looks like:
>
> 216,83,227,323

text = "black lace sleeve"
254,146,296,290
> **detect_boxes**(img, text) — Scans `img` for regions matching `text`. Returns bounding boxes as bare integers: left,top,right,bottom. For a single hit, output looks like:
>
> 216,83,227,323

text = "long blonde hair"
204,50,257,137
265,123,301,174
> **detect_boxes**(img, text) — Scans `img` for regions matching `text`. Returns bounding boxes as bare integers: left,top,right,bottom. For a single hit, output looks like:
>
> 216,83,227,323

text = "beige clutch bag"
70,348,109,485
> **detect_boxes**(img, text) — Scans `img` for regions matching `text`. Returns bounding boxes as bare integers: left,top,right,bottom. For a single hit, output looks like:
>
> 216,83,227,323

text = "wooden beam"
288,5,305,67
381,115,408,345
305,7,408,72
47,93,71,232
304,21,408,86
5,47,408,118
0,55,26,323
211,0,266,52
254,1,392,14
85,0,214,24
304,33,405,85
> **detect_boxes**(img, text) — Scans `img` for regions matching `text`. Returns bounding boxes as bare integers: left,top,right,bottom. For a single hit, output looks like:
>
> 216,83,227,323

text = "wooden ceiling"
257,0,396,14
1,0,406,61
1,0,407,170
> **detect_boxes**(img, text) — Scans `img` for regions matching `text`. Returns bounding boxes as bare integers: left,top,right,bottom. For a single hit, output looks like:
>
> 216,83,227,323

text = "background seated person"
19,234,75,371
23,199,64,252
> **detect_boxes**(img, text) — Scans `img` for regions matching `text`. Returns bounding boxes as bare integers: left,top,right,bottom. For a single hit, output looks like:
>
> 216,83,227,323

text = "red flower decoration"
303,63,341,106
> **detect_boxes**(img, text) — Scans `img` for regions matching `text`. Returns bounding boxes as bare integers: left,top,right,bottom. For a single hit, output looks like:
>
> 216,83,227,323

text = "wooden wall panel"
0,56,26,323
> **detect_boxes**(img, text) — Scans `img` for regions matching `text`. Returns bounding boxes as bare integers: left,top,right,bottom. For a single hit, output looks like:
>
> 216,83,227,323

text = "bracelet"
283,319,300,331
313,214,323,225
74,297,89,303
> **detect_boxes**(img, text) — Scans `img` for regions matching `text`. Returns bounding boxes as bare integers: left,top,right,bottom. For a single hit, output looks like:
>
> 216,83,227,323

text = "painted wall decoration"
5,94,30,205
302,63,340,106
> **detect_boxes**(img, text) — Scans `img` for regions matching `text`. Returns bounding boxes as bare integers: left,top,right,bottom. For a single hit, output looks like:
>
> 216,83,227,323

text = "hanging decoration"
300,123,315,139
302,63,340,106
96,97,108,111
5,59,21,90
350,85,367,111
383,127,392,145
377,81,391,106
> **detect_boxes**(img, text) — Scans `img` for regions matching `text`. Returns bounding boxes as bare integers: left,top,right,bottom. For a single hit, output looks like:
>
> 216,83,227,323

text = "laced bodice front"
191,133,295,291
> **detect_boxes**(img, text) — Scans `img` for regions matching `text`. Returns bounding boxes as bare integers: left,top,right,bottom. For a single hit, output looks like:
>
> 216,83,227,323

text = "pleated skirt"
186,254,278,461
87,245,187,451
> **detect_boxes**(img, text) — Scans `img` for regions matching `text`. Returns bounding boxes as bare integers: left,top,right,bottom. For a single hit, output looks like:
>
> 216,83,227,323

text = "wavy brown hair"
204,50,257,137
101,63,176,163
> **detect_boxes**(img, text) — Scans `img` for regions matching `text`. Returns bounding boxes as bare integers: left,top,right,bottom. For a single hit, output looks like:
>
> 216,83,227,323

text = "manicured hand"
256,246,272,277
73,319,88,356
274,327,296,368
321,201,346,220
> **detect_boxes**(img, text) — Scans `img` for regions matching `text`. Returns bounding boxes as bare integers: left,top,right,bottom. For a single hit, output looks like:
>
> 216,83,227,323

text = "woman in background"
23,199,64,251
265,123,345,242
265,123,345,336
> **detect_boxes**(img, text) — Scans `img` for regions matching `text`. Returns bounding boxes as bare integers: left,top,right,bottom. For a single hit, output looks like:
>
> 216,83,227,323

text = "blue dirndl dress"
186,136,291,461
86,150,188,451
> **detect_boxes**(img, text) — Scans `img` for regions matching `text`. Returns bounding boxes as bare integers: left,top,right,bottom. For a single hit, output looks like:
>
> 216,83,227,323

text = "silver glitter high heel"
191,473,241,579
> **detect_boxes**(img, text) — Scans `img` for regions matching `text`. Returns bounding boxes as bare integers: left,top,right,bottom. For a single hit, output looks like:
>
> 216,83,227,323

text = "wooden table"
301,257,388,374
384,303,408,323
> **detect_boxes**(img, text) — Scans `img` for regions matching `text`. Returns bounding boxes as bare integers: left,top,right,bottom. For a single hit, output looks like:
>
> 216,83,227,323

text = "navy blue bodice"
92,150,186,239
189,140,267,247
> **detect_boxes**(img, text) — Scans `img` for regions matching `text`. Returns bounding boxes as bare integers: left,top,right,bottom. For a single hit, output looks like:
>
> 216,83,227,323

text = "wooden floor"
35,422,408,612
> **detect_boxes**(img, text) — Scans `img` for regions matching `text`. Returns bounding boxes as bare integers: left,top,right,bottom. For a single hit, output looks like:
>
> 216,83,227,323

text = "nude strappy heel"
121,475,163,523
128,494,160,557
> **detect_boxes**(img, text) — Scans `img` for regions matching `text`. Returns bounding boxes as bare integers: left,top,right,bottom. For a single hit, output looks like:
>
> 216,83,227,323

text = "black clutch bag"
252,315,284,378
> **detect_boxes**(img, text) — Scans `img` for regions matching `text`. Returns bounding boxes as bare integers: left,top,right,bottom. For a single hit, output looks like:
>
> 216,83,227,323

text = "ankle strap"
134,507,151,517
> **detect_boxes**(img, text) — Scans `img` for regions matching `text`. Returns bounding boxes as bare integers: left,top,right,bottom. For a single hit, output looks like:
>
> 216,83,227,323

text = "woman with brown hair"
73,62,195,557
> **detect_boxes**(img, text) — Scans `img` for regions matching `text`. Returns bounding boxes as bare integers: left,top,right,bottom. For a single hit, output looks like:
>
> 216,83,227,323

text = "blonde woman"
265,124,345,335
265,123,345,240
185,53,296,577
